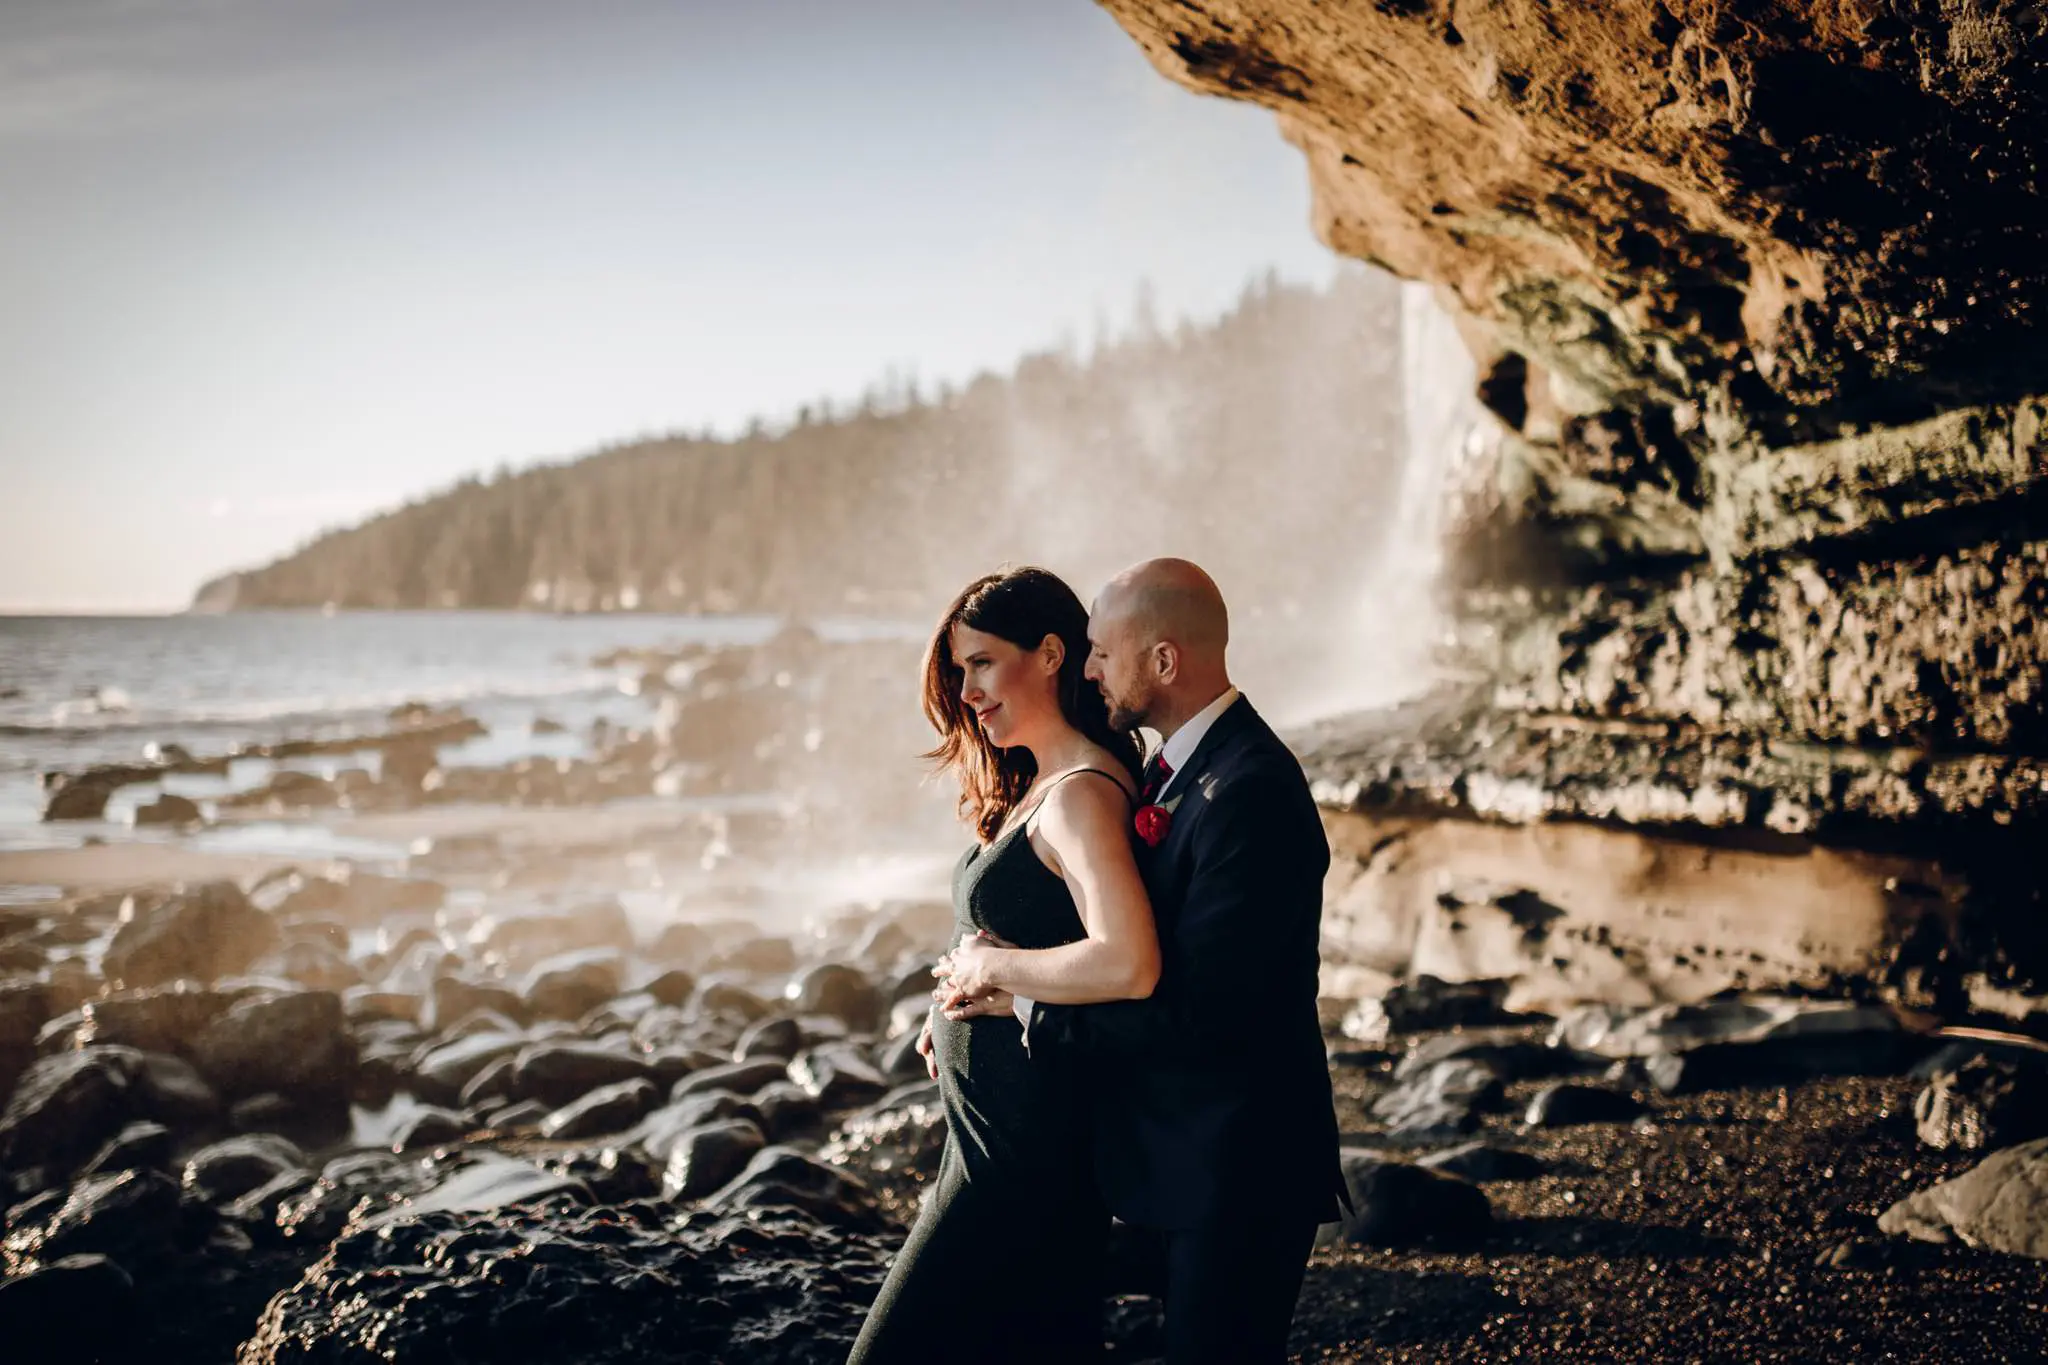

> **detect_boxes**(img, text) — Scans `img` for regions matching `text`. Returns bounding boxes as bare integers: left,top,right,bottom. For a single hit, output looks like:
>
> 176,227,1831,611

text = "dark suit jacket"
1029,695,1345,1231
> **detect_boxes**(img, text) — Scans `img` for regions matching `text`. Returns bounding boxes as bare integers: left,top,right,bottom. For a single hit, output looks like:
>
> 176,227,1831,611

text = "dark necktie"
1140,754,1175,805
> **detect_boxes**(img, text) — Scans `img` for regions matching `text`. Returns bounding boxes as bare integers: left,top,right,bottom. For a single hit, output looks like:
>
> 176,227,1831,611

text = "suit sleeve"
1029,770,1325,1065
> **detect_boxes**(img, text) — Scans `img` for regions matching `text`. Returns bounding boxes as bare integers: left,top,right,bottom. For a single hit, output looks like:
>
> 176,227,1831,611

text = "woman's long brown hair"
921,566,1143,842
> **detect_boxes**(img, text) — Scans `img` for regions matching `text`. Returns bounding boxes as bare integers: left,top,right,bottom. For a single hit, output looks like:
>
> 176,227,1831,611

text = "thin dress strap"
1016,766,1135,836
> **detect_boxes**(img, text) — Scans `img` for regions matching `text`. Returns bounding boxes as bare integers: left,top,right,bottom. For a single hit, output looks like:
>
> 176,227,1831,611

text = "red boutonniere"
1134,804,1172,847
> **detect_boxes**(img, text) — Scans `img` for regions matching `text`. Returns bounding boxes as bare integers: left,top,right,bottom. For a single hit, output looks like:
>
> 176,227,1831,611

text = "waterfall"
1275,281,1481,723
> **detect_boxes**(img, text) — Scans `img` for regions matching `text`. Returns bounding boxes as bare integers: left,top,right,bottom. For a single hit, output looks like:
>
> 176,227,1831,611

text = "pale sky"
0,1,1336,613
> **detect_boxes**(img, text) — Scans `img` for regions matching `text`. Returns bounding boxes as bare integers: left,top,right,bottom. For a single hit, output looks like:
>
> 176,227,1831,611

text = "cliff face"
1105,1,2048,440
1096,1,2048,1005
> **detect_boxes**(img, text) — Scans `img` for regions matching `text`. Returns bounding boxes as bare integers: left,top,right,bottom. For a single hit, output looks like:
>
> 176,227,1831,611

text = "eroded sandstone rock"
1101,2,2048,442
1880,1136,2048,1259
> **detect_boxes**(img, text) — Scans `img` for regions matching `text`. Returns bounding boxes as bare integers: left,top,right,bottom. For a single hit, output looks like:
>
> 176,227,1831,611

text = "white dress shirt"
1151,685,1241,803
1012,687,1243,1036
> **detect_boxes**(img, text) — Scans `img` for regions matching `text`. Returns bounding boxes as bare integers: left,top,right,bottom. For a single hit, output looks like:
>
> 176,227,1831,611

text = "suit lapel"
1162,694,1259,803
1141,696,1262,906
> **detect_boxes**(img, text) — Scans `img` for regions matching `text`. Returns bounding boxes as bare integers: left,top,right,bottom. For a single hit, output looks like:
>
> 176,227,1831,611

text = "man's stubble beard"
1104,687,1152,735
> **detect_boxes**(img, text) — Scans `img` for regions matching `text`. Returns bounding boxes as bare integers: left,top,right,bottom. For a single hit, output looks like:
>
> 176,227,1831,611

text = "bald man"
1023,558,1346,1364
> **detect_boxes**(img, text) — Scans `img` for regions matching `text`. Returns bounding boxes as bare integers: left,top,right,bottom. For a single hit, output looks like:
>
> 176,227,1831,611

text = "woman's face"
950,622,1058,749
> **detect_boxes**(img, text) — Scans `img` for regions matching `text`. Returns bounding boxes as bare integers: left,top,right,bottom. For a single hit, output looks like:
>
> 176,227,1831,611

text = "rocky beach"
2,617,2045,1362
11,0,2048,1359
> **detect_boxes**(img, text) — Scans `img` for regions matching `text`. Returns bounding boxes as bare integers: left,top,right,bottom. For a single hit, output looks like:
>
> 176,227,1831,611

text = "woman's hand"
914,1011,938,1079
941,986,1015,1022
938,933,1002,998
932,931,1020,1021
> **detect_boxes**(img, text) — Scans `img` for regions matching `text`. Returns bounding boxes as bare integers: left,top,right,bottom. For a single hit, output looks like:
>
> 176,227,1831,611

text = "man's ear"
1153,640,1180,685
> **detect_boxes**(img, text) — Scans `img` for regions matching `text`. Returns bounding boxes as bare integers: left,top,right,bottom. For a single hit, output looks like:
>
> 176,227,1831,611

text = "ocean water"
0,610,918,855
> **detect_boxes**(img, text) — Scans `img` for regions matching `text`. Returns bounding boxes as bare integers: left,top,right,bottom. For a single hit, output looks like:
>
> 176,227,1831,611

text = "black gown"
847,770,1125,1364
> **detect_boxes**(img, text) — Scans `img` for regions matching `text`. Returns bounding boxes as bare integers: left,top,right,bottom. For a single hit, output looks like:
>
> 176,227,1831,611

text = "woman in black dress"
848,566,1160,1364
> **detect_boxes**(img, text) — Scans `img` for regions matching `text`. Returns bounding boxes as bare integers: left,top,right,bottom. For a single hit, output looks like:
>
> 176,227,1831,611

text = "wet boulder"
408,1032,527,1106
754,1081,825,1142
1915,1055,2048,1153
792,964,883,1032
508,1040,650,1109
390,1107,471,1152
40,773,122,822
181,1134,309,1205
191,991,355,1103
660,1118,766,1199
1341,975,1513,1042
268,941,361,994
850,917,914,972
271,1152,429,1245
223,1168,320,1243
101,882,280,989
437,1007,525,1042
1370,1058,1502,1145
78,1121,174,1179
735,1015,806,1061
341,987,422,1027
539,1079,660,1141
692,977,773,1023
628,1004,697,1053
131,1051,221,1129
71,986,234,1056
481,1099,550,1131
578,991,659,1035
790,1044,891,1111
0,1047,144,1171
456,1055,517,1109
642,968,698,1008
1524,1083,1647,1128
429,976,526,1030
230,1092,351,1149
1324,1150,1492,1248
238,1199,889,1365
673,1059,790,1102
0,1168,184,1272
637,1093,769,1162
132,793,203,827
351,1049,405,1109
521,948,625,1021
704,1145,891,1233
